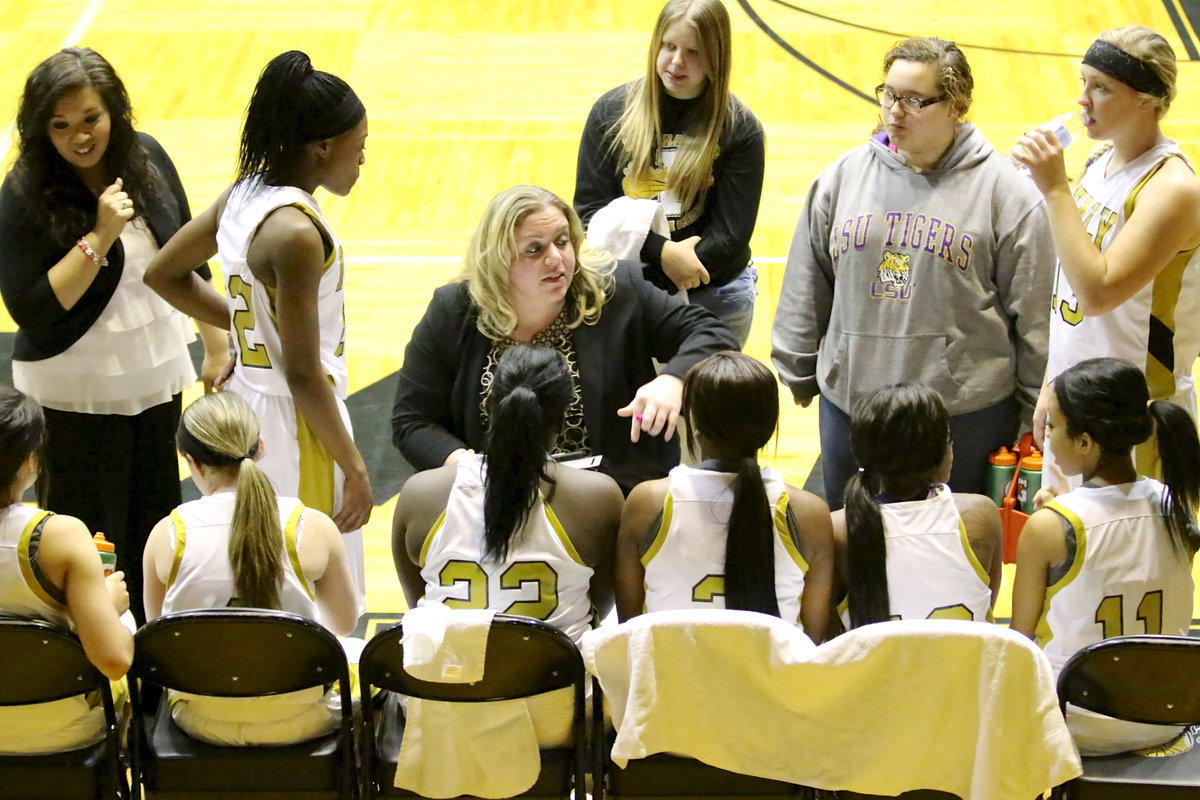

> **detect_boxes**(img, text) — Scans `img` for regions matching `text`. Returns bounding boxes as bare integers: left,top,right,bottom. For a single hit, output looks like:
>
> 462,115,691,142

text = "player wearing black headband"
1012,26,1200,486
145,50,372,610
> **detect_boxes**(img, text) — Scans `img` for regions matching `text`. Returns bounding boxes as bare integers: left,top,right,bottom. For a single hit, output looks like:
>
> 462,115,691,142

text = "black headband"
1082,39,1169,97
301,89,366,141
177,421,258,468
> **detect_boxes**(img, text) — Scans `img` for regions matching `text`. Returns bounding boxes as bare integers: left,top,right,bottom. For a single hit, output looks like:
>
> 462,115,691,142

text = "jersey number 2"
437,560,559,619
228,275,272,368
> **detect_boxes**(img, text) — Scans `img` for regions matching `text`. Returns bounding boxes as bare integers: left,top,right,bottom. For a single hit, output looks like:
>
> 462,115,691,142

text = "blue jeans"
816,394,1018,510
687,264,757,348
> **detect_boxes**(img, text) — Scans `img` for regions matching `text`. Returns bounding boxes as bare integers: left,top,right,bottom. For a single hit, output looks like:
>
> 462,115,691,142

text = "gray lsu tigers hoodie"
771,123,1054,424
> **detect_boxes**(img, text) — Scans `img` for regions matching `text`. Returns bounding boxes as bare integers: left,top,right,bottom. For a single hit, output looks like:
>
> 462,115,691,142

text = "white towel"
585,197,670,263
582,611,1082,800
392,607,545,798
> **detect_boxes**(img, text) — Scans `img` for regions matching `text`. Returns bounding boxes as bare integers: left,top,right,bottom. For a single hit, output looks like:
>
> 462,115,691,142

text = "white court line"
4,0,109,145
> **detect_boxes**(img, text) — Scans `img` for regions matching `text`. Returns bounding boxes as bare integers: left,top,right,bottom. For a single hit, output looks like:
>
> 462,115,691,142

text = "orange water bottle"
1017,449,1044,514
94,532,116,575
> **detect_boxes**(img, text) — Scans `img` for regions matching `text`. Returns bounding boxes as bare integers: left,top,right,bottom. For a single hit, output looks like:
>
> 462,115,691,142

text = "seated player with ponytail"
143,391,358,746
1011,357,1199,756
392,344,623,645
834,383,1002,630
615,352,834,643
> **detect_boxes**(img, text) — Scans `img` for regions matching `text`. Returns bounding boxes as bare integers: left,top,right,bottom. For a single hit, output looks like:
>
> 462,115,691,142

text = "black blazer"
392,261,738,493
0,132,211,361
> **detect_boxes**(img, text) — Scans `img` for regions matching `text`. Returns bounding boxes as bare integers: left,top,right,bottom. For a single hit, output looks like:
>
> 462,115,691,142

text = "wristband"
76,237,107,267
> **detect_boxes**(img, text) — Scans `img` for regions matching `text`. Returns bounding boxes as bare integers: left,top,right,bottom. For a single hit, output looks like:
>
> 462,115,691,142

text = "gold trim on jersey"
544,500,585,566
167,509,188,588
17,510,60,609
640,491,673,566
283,503,315,601
774,492,809,571
289,203,337,273
959,519,990,587
419,510,447,568
295,408,336,516
1035,500,1088,649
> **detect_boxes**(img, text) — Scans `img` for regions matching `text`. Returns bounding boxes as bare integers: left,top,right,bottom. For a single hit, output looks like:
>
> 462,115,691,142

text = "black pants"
41,394,183,626
818,394,1019,511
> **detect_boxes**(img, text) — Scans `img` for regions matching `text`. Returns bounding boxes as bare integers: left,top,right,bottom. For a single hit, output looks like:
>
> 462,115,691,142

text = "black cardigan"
391,261,738,493
0,132,211,361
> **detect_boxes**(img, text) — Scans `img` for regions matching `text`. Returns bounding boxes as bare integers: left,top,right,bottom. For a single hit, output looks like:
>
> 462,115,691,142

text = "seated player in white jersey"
833,383,1002,630
0,386,132,754
615,352,834,642
145,50,372,604
143,391,358,747
1013,26,1200,481
392,344,622,645
1011,357,1198,756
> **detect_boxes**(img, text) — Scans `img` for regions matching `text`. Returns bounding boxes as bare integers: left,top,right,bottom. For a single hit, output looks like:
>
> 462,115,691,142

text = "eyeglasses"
874,85,946,113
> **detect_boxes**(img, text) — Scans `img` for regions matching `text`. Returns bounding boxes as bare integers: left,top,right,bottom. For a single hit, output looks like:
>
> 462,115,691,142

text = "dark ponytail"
483,345,573,563
237,50,364,184
0,386,46,507
844,383,951,628
1056,358,1200,554
683,352,780,617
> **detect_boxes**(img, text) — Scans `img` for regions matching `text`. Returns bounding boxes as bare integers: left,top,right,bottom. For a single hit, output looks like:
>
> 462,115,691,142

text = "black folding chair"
359,613,587,799
0,617,125,799
128,608,355,800
1054,634,1200,799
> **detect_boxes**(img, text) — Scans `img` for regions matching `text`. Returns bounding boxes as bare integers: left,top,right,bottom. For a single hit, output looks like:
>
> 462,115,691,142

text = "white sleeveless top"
418,453,595,644
1046,141,1200,407
1037,479,1193,669
14,219,196,414
642,464,808,623
161,492,316,615
0,504,106,754
218,177,348,398
1038,479,1194,755
854,485,992,623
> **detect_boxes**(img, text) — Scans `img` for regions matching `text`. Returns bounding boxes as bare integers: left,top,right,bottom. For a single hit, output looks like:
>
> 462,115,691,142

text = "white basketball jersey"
869,485,992,622
418,453,595,644
1046,142,1200,407
218,177,348,398
0,504,69,627
162,493,319,617
1037,479,1194,672
641,464,808,623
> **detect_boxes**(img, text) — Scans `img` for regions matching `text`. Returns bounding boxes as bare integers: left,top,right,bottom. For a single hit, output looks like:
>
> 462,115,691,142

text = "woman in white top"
0,48,227,624
834,383,1001,629
0,386,131,754
1014,26,1200,479
617,352,834,642
1012,357,1198,755
143,391,357,746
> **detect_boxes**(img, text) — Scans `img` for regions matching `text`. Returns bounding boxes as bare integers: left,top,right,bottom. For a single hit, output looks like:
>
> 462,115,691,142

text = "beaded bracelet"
76,237,107,267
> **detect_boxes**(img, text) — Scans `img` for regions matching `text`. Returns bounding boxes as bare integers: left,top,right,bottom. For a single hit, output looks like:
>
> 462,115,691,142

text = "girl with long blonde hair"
143,391,358,746
574,0,764,346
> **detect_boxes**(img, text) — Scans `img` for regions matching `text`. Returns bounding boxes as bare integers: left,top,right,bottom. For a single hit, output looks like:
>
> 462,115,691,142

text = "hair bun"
261,50,314,87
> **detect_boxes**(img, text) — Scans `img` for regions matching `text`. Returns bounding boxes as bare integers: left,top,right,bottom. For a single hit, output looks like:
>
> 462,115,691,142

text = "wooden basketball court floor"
1,0,1198,632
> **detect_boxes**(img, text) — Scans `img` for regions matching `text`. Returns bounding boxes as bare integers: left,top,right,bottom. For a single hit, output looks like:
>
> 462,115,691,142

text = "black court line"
736,0,875,104
758,0,1081,58
1166,0,1200,60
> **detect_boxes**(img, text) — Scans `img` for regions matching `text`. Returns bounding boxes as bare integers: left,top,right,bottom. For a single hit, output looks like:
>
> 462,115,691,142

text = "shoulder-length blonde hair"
611,0,740,215
177,392,283,610
462,185,616,341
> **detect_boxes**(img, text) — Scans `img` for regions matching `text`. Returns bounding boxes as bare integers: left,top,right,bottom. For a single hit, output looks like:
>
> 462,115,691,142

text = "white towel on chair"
393,606,543,798
582,611,1082,800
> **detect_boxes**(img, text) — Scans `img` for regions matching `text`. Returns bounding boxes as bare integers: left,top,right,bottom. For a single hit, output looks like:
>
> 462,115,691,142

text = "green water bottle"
986,447,1018,506
1017,450,1043,514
